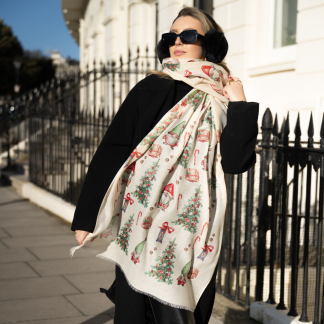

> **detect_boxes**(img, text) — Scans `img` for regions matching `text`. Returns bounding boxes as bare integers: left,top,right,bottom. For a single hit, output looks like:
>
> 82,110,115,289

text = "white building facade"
62,0,324,140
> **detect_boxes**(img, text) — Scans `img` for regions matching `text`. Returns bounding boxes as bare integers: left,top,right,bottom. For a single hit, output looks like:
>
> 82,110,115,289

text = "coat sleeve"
70,83,142,233
220,101,259,174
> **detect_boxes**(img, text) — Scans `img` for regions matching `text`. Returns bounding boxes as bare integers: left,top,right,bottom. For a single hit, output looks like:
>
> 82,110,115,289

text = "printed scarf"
70,57,231,311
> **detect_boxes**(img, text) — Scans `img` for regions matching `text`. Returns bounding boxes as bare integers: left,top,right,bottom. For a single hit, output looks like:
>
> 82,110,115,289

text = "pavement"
0,179,228,324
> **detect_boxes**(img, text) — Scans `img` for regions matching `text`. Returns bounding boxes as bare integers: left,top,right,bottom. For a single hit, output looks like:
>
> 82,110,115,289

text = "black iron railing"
1,47,324,323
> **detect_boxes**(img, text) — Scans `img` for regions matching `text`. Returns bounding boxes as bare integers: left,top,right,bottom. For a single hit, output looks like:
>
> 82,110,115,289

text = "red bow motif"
124,193,134,205
159,222,175,234
130,148,141,159
202,244,214,252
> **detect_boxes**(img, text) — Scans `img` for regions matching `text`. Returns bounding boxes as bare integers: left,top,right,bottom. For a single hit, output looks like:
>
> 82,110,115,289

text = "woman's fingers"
75,230,90,245
223,77,246,102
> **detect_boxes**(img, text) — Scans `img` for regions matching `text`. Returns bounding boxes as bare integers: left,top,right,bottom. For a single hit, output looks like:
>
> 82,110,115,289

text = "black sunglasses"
162,30,205,46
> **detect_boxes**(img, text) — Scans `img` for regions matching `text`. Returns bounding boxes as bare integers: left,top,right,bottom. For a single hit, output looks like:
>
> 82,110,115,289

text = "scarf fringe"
95,253,196,313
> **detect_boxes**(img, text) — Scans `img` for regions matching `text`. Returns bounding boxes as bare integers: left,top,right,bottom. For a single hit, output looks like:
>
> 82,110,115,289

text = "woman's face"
169,16,205,60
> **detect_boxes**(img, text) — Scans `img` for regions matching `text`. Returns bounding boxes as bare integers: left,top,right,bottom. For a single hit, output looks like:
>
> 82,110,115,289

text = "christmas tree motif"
177,261,191,286
99,213,120,238
197,242,214,261
115,214,134,255
172,186,203,234
163,121,186,149
187,90,204,111
156,222,174,243
164,59,180,71
145,238,177,285
131,159,160,208
131,238,146,264
158,184,174,211
203,109,216,130
177,134,193,168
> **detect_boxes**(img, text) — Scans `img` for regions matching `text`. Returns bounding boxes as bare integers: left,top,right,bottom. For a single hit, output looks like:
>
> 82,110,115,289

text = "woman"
71,6,259,324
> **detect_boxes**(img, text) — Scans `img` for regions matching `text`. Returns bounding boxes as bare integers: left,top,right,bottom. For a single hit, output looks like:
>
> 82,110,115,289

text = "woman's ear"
201,29,228,64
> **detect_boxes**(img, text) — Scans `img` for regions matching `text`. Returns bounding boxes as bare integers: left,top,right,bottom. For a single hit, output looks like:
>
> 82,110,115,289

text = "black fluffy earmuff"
156,12,228,65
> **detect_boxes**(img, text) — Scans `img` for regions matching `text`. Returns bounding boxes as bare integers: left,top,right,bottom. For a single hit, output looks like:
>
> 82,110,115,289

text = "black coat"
71,74,259,233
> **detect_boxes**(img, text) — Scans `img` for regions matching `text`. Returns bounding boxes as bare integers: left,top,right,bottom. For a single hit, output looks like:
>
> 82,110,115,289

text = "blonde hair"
147,5,230,81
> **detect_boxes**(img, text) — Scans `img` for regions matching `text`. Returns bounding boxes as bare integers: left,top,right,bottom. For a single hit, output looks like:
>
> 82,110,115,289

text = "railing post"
268,113,278,305
298,114,313,323
276,113,290,311
287,113,301,317
314,113,324,324
256,108,273,301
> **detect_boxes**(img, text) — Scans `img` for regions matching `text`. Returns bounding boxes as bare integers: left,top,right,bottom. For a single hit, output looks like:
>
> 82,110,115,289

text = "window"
273,0,297,48
194,0,213,16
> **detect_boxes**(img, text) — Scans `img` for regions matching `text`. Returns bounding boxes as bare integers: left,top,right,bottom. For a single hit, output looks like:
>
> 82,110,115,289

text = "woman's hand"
75,230,90,245
223,77,247,102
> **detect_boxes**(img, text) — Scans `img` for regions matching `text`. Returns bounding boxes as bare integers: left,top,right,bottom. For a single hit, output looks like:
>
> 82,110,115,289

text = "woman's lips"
174,51,186,55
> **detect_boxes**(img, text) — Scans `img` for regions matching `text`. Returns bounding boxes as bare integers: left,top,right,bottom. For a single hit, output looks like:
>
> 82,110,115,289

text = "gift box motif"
185,168,199,182
197,130,210,142
187,267,199,279
141,216,153,229
148,144,162,158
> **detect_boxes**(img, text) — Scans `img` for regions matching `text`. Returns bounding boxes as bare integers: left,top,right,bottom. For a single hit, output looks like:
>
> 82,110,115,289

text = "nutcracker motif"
177,261,191,286
197,243,214,261
122,193,134,212
163,121,186,149
201,155,208,171
156,222,175,243
170,103,180,113
141,216,153,229
197,130,210,142
187,267,199,279
185,169,199,182
216,129,221,143
99,213,120,238
131,239,146,264
148,144,162,158
158,183,174,211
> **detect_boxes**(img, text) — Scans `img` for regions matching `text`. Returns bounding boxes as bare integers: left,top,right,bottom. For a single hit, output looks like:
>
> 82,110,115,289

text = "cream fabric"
70,57,231,311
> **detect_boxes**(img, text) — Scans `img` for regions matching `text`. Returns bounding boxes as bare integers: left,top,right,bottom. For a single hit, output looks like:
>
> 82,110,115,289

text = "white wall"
79,0,324,139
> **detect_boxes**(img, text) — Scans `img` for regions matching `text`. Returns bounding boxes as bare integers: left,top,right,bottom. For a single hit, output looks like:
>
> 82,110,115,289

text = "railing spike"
294,112,301,147
308,112,314,138
320,112,324,141
273,113,278,137
261,108,272,145
284,112,290,136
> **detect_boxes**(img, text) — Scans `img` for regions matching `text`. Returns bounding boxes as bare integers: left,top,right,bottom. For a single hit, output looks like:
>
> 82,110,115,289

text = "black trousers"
114,263,218,324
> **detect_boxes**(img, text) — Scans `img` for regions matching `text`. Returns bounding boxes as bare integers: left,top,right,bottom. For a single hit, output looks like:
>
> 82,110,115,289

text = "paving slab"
0,239,8,249
28,257,115,276
0,261,39,279
65,292,115,316
0,296,82,323
28,244,94,260
5,224,72,237
0,276,80,301
2,234,76,248
212,293,257,324
15,314,114,324
0,247,37,263
0,228,9,238
64,271,115,293
0,216,63,228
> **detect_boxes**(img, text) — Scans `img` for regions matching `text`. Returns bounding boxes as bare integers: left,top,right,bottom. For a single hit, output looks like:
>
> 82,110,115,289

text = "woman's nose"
175,36,182,45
